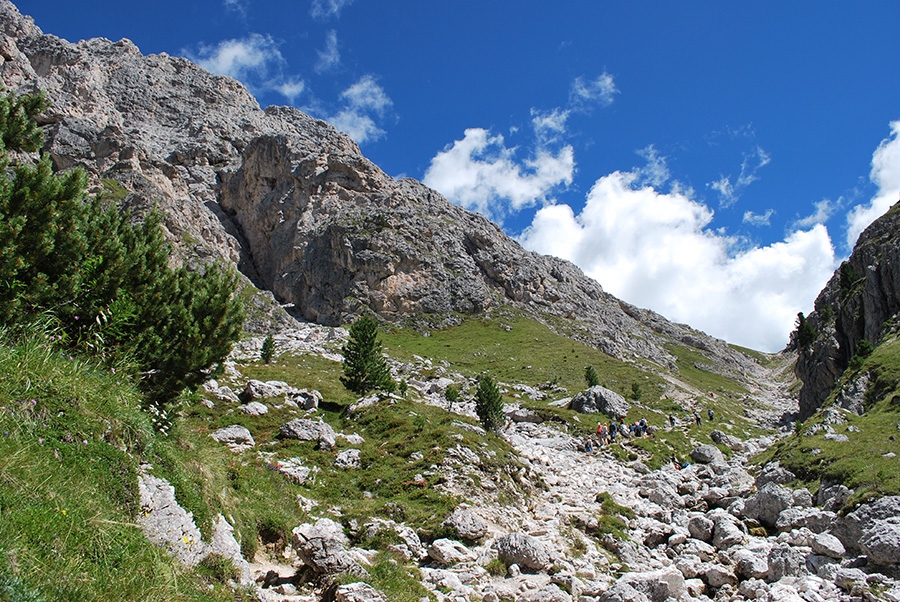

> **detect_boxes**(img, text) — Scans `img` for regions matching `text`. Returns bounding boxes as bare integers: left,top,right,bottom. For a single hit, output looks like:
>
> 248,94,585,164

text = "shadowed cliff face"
0,0,763,380
795,202,900,419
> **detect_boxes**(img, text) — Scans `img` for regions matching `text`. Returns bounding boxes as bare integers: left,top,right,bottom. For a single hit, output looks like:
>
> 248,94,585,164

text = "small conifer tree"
584,365,600,388
341,314,395,395
474,375,504,432
261,334,275,364
444,384,460,411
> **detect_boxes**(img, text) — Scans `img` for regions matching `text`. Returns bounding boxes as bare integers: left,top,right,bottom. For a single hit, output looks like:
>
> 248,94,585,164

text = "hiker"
596,423,608,446
609,421,617,442
708,408,714,422
669,414,676,428
584,438,594,453
639,417,648,436
693,411,701,425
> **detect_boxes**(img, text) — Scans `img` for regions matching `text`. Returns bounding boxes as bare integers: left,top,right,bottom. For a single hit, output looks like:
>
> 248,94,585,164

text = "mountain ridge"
0,0,762,388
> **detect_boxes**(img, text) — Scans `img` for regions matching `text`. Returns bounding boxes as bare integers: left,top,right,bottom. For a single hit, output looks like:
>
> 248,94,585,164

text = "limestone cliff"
0,0,760,381
795,202,900,419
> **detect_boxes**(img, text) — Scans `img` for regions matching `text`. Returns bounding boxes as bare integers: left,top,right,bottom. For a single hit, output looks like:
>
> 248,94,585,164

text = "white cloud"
187,34,305,104
792,198,837,230
531,108,569,144
634,145,671,188
340,75,392,113
192,33,283,81
327,75,393,144
708,146,771,208
275,78,305,104
315,30,340,73
743,208,774,226
223,0,247,17
311,0,354,19
423,128,575,221
845,120,900,248
570,73,619,109
519,170,837,352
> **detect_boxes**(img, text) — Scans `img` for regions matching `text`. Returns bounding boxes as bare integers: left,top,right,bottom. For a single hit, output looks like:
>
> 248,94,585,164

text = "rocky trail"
196,329,900,601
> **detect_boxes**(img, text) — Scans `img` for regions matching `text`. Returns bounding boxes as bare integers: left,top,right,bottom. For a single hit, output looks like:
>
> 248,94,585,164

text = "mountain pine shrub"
0,89,244,415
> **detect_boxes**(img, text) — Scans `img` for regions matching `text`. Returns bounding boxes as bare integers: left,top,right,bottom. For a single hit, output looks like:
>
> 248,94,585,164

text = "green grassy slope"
0,308,778,600
754,332,900,508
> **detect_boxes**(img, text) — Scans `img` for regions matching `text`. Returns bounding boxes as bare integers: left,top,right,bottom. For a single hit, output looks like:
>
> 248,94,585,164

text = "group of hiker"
584,406,715,453
585,417,651,452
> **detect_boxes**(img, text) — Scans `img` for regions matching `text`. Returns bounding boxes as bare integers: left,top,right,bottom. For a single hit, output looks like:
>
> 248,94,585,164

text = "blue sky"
14,0,900,351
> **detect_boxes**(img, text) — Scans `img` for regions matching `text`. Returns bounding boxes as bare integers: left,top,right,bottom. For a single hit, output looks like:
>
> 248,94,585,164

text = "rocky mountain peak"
795,201,900,418
0,0,761,382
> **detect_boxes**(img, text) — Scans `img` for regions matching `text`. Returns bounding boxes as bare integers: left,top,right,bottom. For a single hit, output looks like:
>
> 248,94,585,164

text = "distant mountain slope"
0,0,763,385
795,201,900,418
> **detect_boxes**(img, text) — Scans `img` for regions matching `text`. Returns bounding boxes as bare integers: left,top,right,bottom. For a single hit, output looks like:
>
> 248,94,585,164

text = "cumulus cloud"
570,73,619,109
519,169,837,352
743,209,774,226
845,121,900,248
311,0,354,19
792,198,837,230
423,128,574,222
708,146,771,208
327,75,393,144
315,30,340,73
187,34,305,103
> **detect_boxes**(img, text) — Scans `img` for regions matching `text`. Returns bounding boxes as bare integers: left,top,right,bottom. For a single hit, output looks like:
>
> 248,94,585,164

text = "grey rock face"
795,202,900,419
137,469,251,583
732,548,769,580
569,386,630,419
0,0,766,384
494,533,555,572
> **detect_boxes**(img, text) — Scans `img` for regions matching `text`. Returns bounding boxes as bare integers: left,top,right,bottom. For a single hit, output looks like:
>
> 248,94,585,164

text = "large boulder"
443,508,489,542
291,521,367,578
859,517,900,565
209,425,255,452
569,386,630,419
742,481,794,529
494,533,555,572
280,418,336,442
689,444,725,465
614,566,686,602
766,543,807,581
426,538,477,566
